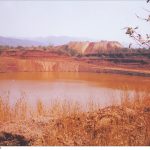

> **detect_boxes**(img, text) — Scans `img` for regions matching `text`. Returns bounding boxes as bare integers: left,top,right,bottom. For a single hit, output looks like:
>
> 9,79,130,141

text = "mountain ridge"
0,36,92,47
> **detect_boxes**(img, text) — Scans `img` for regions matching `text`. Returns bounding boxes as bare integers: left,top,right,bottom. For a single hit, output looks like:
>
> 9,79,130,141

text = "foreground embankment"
0,92,150,146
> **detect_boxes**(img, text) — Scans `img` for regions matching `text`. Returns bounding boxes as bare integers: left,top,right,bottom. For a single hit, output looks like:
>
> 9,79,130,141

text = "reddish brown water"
0,72,150,107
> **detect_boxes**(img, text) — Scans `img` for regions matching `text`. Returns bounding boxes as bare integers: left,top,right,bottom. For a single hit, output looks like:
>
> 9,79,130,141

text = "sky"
0,0,149,43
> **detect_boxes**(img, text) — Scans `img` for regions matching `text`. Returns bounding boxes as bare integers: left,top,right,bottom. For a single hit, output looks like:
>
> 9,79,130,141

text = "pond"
0,72,150,107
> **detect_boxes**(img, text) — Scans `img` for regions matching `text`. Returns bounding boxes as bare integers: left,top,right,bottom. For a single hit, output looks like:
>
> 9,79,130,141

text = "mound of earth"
67,41,123,54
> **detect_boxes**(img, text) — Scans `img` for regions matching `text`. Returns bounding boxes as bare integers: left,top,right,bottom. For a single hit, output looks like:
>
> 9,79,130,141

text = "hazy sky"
0,0,149,43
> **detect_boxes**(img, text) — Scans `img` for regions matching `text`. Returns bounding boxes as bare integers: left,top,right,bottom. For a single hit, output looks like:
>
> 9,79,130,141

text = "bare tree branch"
124,1,150,49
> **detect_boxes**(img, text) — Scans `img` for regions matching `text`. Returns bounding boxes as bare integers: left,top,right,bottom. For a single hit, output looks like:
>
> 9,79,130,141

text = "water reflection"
0,72,149,107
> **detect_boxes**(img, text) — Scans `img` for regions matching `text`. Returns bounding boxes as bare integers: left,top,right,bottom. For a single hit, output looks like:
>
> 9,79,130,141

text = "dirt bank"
0,56,150,77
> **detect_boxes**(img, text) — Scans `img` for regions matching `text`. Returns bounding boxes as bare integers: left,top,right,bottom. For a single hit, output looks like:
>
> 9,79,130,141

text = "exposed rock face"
1,57,150,77
68,41,123,54
0,57,80,73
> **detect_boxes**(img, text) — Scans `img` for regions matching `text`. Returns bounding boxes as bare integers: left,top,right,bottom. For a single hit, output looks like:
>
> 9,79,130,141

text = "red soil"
0,50,150,77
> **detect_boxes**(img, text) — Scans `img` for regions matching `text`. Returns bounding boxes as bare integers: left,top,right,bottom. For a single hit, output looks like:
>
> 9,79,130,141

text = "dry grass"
0,91,150,146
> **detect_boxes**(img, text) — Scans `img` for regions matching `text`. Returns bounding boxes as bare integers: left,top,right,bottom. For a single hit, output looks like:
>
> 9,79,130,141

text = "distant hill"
0,36,124,55
31,36,92,46
0,36,44,47
0,36,92,47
